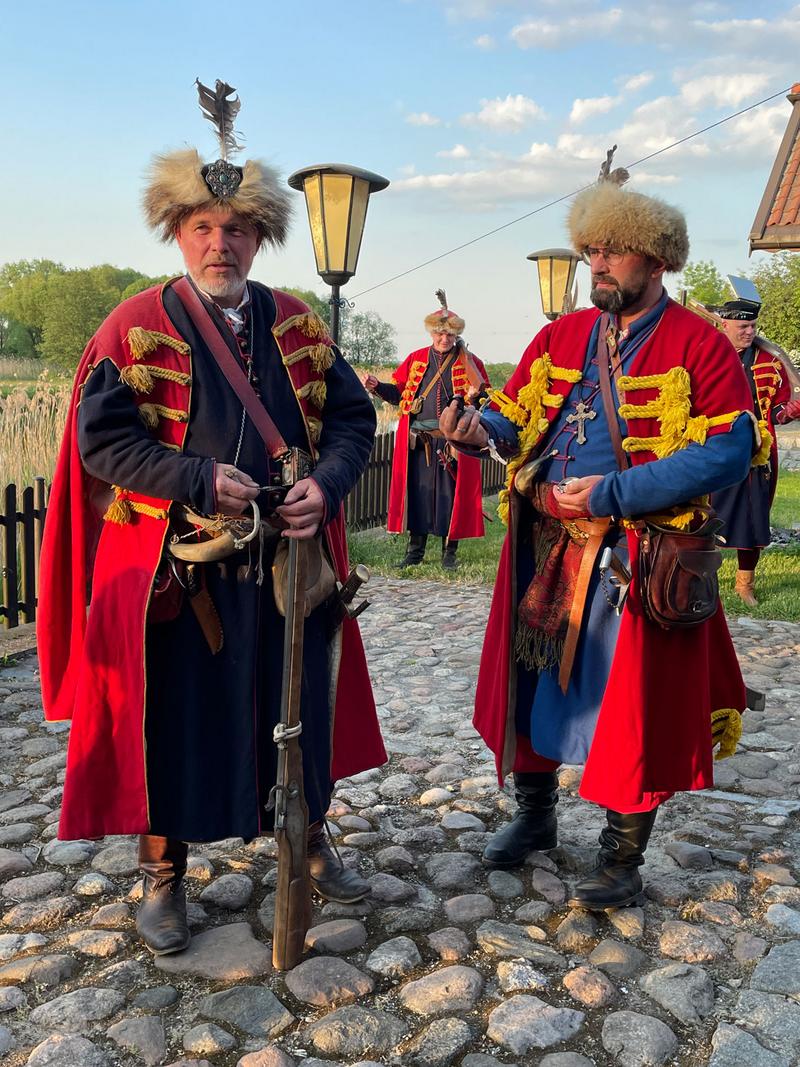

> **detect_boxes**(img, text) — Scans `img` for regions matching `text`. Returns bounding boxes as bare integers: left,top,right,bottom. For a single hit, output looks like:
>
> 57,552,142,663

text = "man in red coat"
38,80,386,956
441,177,756,910
363,293,489,569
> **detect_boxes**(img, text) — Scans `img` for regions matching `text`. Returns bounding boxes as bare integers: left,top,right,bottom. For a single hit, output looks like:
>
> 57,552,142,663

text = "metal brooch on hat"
196,78,244,198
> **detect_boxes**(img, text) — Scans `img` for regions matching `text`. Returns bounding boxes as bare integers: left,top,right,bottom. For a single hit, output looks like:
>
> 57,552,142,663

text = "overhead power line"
351,84,793,301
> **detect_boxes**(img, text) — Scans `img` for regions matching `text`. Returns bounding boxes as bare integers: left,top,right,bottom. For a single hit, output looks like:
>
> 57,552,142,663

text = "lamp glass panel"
304,174,327,274
537,260,554,315
345,178,370,275
320,173,355,274
550,258,572,312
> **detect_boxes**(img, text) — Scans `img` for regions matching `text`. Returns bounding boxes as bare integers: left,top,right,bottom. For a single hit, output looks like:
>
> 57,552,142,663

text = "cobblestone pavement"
1,577,800,1067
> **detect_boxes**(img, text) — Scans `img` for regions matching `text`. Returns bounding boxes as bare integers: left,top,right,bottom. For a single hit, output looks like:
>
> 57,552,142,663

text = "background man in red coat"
708,284,800,605
363,292,489,569
38,80,386,957
440,176,755,911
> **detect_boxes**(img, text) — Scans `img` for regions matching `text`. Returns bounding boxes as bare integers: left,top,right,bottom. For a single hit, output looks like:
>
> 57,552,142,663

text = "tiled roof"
750,84,800,253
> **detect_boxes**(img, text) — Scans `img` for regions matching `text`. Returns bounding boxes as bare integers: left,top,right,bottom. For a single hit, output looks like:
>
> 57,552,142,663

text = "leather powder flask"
596,313,723,630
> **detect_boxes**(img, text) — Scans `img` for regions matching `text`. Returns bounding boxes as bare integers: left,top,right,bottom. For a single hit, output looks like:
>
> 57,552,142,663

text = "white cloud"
406,112,442,127
679,72,770,109
511,8,623,49
398,164,417,176
437,144,472,159
570,95,621,125
474,33,496,49
462,93,545,131
623,71,654,92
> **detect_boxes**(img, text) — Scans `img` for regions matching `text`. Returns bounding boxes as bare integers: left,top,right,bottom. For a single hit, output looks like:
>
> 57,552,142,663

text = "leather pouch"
637,517,723,629
272,537,337,618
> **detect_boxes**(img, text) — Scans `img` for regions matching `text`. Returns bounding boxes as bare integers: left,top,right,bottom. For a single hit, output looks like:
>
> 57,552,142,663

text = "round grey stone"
765,904,800,935
733,988,800,1062
0,986,26,1011
487,995,585,1054
658,920,726,963
2,894,78,930
399,965,483,1015
305,1004,406,1059
90,902,132,928
601,1010,678,1067
368,872,417,903
366,936,422,978
497,959,549,993
1,871,64,901
531,867,566,904
285,956,374,1007
404,1017,472,1066
305,919,367,953
107,1016,166,1066
0,1023,13,1055
427,927,472,961
199,873,253,910
90,841,139,875
379,906,436,935
26,1034,114,1067
155,922,272,980
0,931,47,961
200,984,293,1037
425,851,481,889
709,1023,790,1067
588,938,649,977
236,1047,297,1067
562,964,616,1008
441,811,485,832
183,1022,236,1055
640,963,715,1025
29,986,126,1032
41,839,95,866
73,872,114,897
444,893,494,924
0,952,77,986
556,910,599,952
487,870,524,900
0,848,33,879
379,774,419,799
514,899,553,924
375,845,415,872
751,941,800,998
0,823,36,846
477,920,566,970
663,841,714,869
132,985,180,1010
66,929,127,957
420,788,453,806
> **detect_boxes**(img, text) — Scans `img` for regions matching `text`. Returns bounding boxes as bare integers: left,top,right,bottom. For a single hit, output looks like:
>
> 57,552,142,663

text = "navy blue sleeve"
479,409,520,458
374,381,401,405
78,360,216,513
589,412,754,518
312,350,377,522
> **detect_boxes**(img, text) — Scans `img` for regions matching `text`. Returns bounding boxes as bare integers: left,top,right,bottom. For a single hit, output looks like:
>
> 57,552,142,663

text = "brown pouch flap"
670,547,722,577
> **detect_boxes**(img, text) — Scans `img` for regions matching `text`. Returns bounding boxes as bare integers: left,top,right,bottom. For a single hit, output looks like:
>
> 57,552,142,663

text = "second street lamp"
527,247,582,321
287,163,390,345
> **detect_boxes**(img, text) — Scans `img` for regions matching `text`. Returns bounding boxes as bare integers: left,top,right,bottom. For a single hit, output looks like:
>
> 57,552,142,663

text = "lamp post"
527,247,582,321
287,163,389,345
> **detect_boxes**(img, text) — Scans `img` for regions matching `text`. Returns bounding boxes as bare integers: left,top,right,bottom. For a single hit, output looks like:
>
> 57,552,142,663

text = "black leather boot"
307,821,371,903
567,808,658,910
482,771,559,868
441,539,459,570
399,533,427,568
135,835,190,955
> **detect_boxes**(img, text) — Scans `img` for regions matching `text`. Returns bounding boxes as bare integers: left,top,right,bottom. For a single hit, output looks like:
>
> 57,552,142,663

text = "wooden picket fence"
0,434,507,629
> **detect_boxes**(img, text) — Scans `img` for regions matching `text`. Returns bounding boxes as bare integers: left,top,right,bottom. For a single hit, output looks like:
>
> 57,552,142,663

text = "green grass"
348,477,800,622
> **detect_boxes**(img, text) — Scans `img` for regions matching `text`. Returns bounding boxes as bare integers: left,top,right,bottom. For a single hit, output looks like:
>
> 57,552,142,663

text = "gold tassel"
120,364,154,394
711,707,743,760
307,416,323,443
298,379,327,409
138,403,160,429
127,327,159,360
310,343,335,372
103,489,132,525
752,421,773,467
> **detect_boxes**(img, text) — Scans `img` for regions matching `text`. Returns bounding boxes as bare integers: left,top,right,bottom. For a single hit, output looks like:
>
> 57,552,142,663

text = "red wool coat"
751,343,792,504
476,301,755,812
387,347,489,539
38,283,386,840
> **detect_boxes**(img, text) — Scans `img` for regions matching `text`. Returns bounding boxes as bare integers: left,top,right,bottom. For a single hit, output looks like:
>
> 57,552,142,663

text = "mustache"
592,275,619,287
204,258,237,267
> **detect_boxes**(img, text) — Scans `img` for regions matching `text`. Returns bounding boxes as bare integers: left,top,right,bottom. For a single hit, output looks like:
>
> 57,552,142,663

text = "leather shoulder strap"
596,313,630,471
172,276,288,459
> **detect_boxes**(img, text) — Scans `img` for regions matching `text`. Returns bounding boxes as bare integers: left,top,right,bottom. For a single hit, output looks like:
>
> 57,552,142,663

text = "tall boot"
399,533,427,568
482,771,559,869
307,821,371,904
441,538,459,570
734,569,757,607
568,808,658,910
135,835,190,955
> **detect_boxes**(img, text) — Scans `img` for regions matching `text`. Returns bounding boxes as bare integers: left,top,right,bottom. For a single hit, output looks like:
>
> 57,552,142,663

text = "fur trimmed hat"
568,182,689,273
424,288,465,335
142,80,291,247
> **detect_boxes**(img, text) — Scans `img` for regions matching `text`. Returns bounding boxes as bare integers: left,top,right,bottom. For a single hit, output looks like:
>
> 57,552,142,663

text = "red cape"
475,302,754,811
386,348,489,539
38,283,386,840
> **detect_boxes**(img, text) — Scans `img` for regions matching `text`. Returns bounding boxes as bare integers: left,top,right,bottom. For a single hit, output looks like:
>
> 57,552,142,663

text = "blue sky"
5,0,799,362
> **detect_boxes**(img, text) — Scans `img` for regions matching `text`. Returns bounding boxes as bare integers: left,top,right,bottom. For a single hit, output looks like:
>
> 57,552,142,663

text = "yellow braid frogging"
298,379,327,409
103,487,168,525
711,707,743,761
127,327,189,360
274,312,328,340
120,364,191,394
281,343,335,372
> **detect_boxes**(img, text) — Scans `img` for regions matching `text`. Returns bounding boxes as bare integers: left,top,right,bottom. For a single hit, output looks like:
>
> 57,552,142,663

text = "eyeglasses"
584,247,626,265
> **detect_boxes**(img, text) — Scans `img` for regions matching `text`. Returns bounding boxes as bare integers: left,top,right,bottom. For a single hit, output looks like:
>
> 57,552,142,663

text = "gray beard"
191,267,247,304
590,277,648,314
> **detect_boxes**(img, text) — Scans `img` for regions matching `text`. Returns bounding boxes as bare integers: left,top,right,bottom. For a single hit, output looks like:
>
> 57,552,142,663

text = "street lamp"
287,163,390,345
527,247,582,321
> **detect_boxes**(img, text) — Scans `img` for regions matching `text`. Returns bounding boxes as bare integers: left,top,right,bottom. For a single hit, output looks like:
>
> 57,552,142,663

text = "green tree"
279,286,331,328
678,260,728,306
0,260,67,351
339,309,397,366
749,252,800,355
40,269,121,368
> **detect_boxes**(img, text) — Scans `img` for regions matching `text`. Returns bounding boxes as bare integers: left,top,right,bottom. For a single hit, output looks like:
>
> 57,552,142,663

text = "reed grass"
0,381,71,488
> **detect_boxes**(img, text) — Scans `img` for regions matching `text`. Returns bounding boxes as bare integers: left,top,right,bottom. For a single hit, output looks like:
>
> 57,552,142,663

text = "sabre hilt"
333,564,370,623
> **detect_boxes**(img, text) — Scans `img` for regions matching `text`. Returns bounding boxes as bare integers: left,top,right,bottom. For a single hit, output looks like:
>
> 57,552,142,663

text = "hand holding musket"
271,537,312,970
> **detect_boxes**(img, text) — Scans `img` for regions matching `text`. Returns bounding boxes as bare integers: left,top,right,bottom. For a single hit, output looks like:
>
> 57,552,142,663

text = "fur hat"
424,288,465,335
568,182,689,273
142,80,291,247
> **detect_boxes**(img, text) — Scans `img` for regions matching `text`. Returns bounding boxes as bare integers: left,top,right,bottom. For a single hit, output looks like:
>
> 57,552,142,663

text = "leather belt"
558,516,612,694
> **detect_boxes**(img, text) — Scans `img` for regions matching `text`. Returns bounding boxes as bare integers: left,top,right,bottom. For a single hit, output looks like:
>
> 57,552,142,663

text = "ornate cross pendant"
565,400,597,445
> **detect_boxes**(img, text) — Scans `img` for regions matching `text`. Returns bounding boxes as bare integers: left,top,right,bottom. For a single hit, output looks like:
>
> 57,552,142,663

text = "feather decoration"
598,145,629,186
435,288,448,312
195,78,243,161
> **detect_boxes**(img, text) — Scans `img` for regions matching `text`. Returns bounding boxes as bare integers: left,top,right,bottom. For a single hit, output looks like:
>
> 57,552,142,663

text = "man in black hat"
710,291,799,605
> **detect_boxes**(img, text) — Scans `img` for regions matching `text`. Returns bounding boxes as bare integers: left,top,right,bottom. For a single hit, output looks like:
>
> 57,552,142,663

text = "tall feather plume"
195,78,243,161
435,288,448,313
